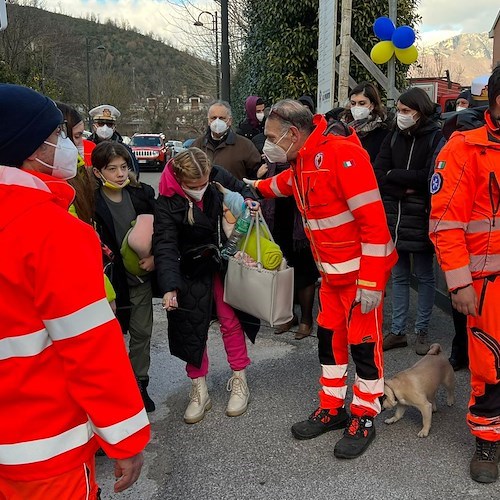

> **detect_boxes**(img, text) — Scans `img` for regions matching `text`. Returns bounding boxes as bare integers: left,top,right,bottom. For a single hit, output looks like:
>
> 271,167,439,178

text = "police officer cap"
89,104,121,122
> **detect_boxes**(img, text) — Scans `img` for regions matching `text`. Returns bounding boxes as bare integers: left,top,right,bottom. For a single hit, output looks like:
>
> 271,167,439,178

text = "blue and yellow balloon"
370,17,418,65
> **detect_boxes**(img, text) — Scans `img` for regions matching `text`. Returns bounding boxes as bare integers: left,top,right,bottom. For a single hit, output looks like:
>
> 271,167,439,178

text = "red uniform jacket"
256,115,397,290
0,167,150,481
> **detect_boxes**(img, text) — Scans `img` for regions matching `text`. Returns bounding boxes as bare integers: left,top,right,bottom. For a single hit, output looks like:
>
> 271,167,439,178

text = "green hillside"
0,3,215,117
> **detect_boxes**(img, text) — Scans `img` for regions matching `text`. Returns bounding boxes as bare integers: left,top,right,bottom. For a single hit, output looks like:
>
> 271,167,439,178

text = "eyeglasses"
269,107,297,128
95,120,115,127
56,122,68,139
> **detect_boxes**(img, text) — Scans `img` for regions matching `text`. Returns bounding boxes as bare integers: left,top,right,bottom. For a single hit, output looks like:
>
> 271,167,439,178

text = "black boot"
291,407,348,440
470,438,500,483
138,378,156,413
334,415,376,459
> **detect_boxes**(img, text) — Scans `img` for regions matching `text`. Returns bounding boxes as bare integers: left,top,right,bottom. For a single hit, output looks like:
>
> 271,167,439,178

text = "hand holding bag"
223,211,294,327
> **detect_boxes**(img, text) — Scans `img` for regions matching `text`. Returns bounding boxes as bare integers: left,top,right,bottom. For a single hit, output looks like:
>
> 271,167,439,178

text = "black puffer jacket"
94,183,156,333
374,120,442,253
154,183,258,368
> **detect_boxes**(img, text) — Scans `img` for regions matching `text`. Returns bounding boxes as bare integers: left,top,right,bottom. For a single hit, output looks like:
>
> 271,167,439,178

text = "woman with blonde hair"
154,147,258,424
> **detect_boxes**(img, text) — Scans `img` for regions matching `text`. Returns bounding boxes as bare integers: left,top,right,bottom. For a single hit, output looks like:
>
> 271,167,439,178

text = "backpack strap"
390,130,398,149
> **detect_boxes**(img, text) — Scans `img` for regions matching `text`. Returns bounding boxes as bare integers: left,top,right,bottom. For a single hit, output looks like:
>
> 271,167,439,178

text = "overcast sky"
40,0,499,48
419,0,498,44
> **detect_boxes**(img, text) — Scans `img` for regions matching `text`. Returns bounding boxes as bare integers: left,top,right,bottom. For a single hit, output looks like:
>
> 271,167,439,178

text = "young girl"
154,147,256,424
92,141,157,413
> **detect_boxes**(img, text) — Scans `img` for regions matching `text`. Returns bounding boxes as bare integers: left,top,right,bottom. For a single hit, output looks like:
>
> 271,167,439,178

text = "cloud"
418,0,498,35
42,0,215,49
420,30,461,46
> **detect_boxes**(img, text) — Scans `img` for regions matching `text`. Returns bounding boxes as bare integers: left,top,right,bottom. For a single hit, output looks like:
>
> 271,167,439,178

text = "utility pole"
387,0,397,108
338,0,352,106
214,13,220,99
194,12,220,99
86,37,91,125
220,0,230,103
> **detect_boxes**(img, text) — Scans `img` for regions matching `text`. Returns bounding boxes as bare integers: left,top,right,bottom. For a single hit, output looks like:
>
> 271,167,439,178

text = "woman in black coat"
154,148,257,424
374,87,443,355
341,81,391,164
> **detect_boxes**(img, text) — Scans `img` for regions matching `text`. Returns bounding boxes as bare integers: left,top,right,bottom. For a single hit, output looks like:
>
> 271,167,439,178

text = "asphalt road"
95,171,499,499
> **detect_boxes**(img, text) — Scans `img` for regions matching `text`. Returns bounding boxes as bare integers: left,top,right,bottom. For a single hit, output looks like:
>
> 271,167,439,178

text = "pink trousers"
186,273,250,378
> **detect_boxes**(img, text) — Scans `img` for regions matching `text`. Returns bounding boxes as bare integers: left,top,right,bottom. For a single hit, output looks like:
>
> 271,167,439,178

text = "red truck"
408,75,462,113
129,133,170,172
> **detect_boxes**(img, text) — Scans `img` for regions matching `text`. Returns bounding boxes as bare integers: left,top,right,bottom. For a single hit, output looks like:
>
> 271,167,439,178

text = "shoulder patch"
430,172,443,195
436,161,446,170
314,152,324,169
343,160,355,168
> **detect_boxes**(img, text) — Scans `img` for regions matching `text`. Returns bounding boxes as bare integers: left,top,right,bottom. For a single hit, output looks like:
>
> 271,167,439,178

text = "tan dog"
383,343,455,437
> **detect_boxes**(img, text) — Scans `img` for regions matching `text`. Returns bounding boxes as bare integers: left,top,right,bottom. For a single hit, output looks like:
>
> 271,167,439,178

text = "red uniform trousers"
317,280,384,417
466,277,500,442
0,459,99,500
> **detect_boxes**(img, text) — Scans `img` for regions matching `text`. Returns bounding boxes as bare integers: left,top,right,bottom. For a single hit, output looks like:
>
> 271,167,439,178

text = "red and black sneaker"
291,407,348,440
333,415,376,459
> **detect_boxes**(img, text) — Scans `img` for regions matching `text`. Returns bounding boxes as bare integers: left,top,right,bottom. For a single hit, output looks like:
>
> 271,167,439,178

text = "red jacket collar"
20,169,75,210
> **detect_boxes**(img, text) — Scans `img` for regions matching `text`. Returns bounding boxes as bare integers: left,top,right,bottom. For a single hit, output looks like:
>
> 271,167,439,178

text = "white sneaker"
226,370,250,417
183,377,212,424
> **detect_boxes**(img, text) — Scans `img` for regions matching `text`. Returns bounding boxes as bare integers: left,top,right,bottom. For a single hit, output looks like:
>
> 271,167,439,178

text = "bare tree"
432,50,445,78
161,0,248,68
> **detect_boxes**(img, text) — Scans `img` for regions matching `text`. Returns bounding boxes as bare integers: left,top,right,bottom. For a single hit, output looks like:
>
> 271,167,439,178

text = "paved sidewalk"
96,290,498,500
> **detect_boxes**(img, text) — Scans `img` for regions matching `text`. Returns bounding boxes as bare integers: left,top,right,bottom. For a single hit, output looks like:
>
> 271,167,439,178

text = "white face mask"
210,118,229,135
35,135,78,180
96,125,114,140
77,145,84,157
183,184,208,201
263,130,292,164
256,112,265,122
456,106,467,113
351,106,371,121
397,112,417,130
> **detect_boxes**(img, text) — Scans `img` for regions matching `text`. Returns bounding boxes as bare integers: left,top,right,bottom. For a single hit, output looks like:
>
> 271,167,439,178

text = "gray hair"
207,100,232,118
268,99,314,134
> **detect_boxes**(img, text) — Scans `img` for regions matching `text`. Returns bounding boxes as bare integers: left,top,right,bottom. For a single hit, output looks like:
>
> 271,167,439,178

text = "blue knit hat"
0,84,63,167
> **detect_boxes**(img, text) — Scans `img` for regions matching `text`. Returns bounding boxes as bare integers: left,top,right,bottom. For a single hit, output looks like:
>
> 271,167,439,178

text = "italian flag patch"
436,161,446,169
343,160,355,168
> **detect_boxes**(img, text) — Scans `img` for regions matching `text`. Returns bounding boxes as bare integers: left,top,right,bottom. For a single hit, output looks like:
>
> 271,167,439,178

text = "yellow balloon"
370,41,394,65
395,45,418,65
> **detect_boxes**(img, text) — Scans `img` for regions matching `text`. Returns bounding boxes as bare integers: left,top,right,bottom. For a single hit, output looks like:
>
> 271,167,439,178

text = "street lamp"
194,11,220,99
85,37,106,125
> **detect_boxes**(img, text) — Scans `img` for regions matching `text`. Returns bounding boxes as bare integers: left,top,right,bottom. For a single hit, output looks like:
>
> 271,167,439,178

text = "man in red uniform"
246,99,397,458
430,67,500,483
0,84,150,498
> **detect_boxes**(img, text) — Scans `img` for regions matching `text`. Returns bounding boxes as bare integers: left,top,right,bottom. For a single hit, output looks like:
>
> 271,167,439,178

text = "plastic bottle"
221,204,252,258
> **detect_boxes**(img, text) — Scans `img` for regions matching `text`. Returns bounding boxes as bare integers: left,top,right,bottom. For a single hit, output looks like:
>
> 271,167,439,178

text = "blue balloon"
392,26,416,49
373,17,396,41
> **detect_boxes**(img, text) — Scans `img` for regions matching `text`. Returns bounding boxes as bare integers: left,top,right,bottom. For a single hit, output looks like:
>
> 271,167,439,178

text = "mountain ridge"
415,32,493,84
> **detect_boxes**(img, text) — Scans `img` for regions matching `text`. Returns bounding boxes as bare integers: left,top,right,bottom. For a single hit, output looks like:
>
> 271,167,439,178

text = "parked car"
182,138,196,149
166,140,185,157
130,133,169,172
